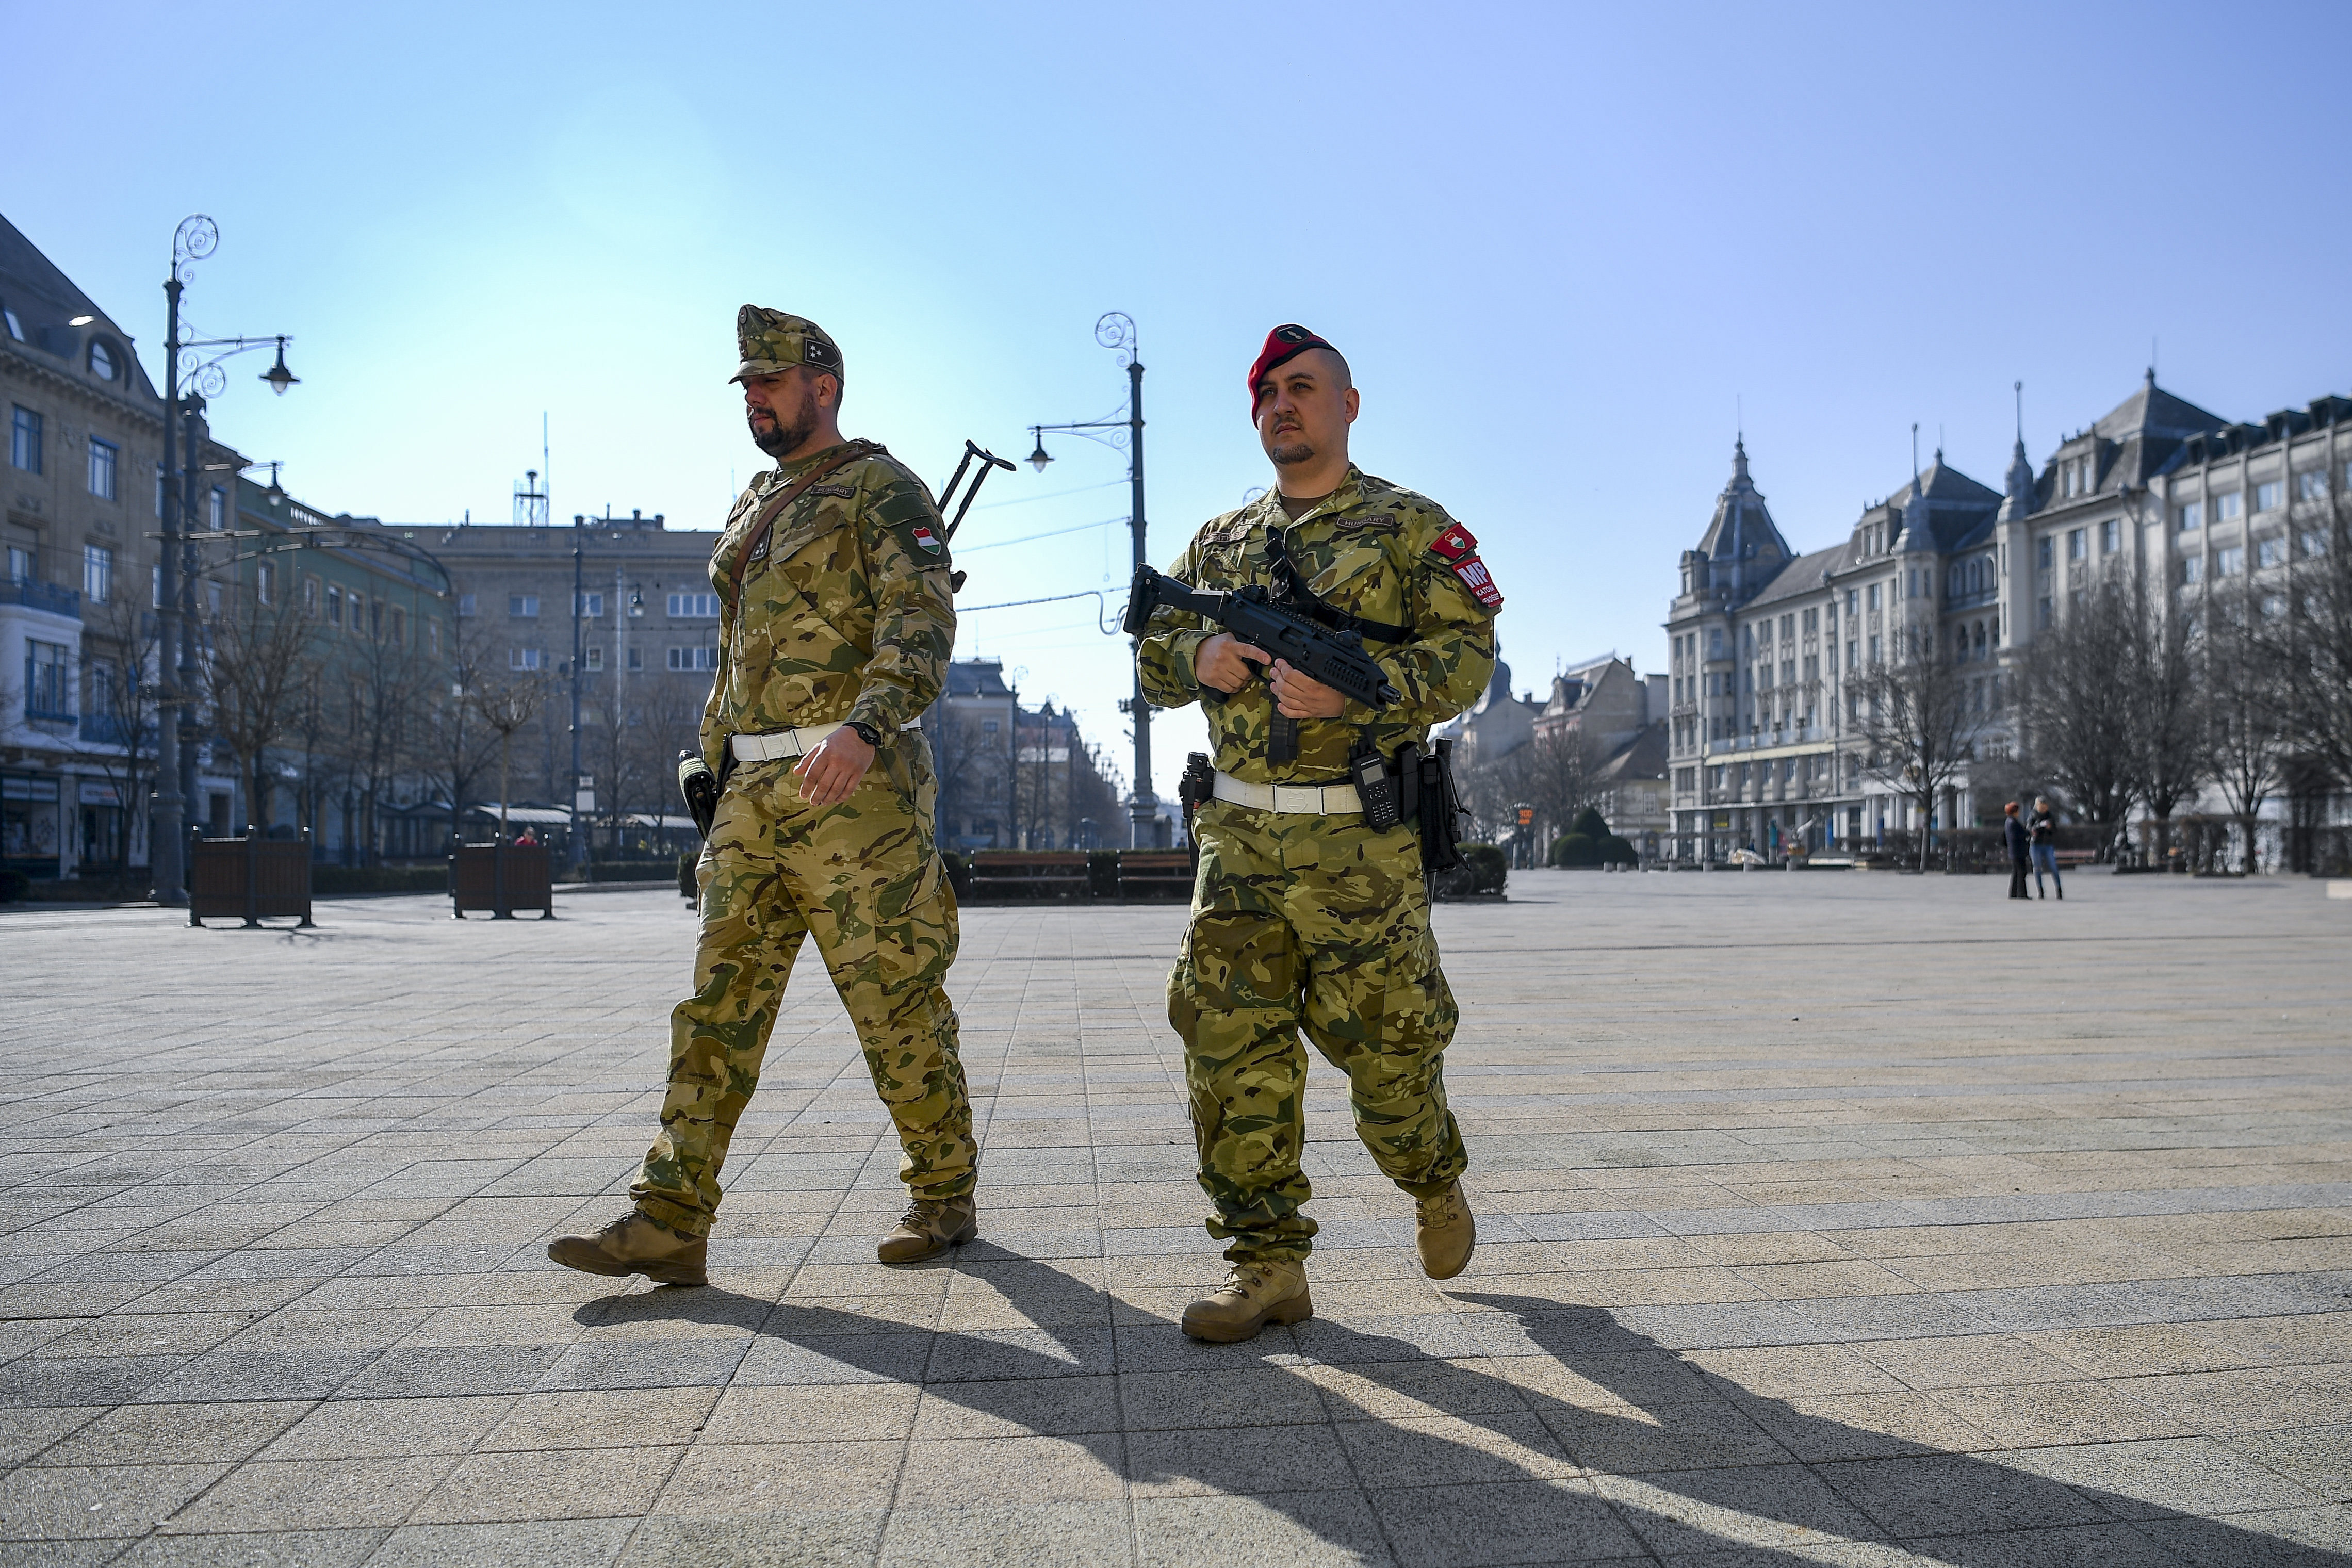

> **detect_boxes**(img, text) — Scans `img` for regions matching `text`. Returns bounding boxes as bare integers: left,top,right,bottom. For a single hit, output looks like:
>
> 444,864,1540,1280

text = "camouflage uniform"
1136,466,1500,1263
631,308,972,1242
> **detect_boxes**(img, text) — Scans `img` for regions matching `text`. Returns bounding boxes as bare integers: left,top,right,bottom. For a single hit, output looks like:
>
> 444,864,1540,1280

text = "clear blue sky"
12,1,2349,802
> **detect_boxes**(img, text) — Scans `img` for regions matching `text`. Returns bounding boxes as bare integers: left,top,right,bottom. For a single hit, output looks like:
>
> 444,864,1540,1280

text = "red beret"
1247,323,1336,416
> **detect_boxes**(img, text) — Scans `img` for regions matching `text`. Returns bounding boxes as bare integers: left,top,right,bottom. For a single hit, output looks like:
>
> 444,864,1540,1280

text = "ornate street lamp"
150,215,300,905
1026,313,1157,848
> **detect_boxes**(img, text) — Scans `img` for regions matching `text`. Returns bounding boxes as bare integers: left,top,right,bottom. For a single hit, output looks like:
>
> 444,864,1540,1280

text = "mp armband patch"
1428,522,1502,608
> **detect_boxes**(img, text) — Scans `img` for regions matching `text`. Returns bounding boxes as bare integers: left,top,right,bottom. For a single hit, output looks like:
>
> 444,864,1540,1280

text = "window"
584,645,603,672
87,438,119,500
1,304,21,340
2257,537,2284,569
2301,530,2330,559
509,594,540,617
458,593,477,616
1779,614,1793,641
626,646,643,672
302,576,321,619
2216,491,2242,522
668,592,720,618
1844,589,1858,616
2177,501,2202,532
256,562,274,604
369,600,382,640
9,545,33,584
510,648,543,670
1867,583,1880,611
88,341,116,381
8,407,39,473
2037,596,2052,627
2181,557,2203,586
575,592,603,617
2299,471,2330,503
24,640,70,718
2067,528,2085,561
667,646,719,672
1867,634,1882,665
1779,659,1794,687
2101,519,2119,553
2255,481,2282,513
206,485,225,530
388,606,405,645
326,583,342,626
2216,546,2244,576
1802,608,1818,633
428,619,442,657
1845,640,1857,670
82,544,112,604
2036,537,2053,569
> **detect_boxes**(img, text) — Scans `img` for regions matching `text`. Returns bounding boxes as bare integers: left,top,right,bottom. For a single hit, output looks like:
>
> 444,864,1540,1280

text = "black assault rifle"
1122,565,1400,762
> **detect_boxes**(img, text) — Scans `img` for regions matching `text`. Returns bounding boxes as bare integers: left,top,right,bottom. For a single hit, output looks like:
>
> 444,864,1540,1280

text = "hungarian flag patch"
910,524,942,554
1429,523,1502,608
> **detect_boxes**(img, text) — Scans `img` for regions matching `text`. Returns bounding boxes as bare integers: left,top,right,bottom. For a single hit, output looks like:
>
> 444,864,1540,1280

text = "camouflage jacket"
700,442,956,773
1136,466,1499,783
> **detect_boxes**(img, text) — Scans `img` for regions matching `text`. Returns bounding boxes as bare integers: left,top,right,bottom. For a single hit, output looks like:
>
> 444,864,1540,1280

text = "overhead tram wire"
967,477,1126,511
956,515,1126,553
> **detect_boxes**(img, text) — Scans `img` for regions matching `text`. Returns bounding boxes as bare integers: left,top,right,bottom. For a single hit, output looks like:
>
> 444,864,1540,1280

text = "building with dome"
1662,373,2351,864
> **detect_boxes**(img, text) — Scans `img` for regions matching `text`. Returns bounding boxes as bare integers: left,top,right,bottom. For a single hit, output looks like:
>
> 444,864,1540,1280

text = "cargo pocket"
877,851,945,923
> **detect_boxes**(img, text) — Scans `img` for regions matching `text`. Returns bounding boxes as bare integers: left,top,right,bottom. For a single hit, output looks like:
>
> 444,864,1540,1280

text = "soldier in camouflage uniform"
1135,325,1502,1341
551,308,976,1286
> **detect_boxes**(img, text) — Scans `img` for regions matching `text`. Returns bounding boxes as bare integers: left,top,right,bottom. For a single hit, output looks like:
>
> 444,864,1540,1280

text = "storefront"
2,773,62,879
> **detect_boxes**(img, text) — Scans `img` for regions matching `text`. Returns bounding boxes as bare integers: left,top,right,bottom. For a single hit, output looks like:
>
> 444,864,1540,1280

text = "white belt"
1212,769,1363,816
730,719,922,762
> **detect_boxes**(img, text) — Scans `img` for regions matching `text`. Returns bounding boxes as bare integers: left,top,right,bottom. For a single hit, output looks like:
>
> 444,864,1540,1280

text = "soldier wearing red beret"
1134,325,1504,1341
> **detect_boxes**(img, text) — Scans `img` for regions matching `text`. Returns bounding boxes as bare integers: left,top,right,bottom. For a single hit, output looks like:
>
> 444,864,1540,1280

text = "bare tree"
2131,578,2209,857
73,593,165,870
202,580,319,834
1850,620,1989,872
2282,473,2352,794
469,668,551,843
2204,570,2292,874
413,625,500,856
932,709,1007,849
2014,574,2139,838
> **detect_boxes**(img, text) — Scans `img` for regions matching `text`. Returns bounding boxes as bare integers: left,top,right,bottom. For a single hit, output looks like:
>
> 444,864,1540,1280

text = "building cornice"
0,343,166,434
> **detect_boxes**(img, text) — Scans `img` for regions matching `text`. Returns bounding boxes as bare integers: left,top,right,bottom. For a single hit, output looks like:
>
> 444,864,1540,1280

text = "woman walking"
2029,796,2063,900
2004,802,2031,901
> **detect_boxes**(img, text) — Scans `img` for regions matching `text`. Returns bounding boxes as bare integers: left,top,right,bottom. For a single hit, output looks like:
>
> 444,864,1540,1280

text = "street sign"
1516,806,1533,826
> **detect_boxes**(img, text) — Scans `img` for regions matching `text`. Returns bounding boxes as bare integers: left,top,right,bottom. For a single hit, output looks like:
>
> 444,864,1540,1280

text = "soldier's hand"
1268,659,1344,718
1196,633,1271,695
793,727,876,807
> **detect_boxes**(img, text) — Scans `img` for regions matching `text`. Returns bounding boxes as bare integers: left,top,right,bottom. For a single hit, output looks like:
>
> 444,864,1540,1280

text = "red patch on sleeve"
1448,553,1504,609
1428,524,1480,564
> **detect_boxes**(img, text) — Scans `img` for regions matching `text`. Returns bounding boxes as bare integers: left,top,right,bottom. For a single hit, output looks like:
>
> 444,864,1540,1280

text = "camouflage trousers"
1168,798,1468,1263
632,738,973,1239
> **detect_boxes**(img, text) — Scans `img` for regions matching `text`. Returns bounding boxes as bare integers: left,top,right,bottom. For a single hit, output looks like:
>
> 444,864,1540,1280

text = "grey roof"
946,659,1014,698
0,210,159,401
1744,544,1844,609
1596,720,1668,783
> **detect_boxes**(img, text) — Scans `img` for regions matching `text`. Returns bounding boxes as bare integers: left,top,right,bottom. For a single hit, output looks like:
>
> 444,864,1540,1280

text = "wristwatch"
843,720,882,748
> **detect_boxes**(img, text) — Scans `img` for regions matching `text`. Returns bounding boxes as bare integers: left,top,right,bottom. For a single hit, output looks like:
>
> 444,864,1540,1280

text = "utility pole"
152,271,188,904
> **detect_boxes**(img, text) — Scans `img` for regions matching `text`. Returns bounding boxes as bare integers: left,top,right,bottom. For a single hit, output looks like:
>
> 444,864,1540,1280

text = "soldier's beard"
1268,439,1317,467
749,388,821,459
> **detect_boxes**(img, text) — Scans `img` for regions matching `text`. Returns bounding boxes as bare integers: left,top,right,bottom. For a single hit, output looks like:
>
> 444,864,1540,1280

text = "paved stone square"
1,869,2347,1566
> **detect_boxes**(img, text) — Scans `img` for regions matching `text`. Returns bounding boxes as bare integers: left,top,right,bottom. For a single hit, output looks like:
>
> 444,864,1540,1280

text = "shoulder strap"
1264,527,1415,644
728,439,883,600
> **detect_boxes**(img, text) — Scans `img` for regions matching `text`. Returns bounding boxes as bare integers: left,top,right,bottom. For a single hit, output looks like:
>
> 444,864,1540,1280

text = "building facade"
1663,375,2349,864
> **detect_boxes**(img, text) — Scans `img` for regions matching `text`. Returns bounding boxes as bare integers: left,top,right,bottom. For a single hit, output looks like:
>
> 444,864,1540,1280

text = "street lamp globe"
261,338,298,396
1026,430,1052,473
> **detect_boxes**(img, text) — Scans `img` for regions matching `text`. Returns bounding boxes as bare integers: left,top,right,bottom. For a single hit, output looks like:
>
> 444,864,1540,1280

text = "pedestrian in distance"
1134,324,1500,1342
2029,795,2063,900
514,827,538,847
550,308,974,1289
2004,801,2031,901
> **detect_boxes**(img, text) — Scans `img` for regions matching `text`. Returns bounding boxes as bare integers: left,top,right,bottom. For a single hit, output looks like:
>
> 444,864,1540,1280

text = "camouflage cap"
729,305,844,385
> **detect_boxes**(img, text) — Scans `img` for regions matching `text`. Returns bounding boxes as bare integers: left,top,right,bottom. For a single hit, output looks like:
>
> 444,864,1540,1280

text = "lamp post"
151,215,299,904
1026,312,1156,848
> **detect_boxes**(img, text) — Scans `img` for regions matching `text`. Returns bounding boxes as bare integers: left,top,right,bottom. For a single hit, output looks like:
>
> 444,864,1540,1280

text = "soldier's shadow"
586,1255,2349,1565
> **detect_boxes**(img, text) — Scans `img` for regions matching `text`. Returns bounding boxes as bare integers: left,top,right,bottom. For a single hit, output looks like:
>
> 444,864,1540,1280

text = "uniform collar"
1255,464,1368,530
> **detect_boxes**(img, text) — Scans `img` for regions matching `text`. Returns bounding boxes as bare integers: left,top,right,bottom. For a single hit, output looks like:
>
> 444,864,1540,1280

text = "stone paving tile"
1,877,2346,1564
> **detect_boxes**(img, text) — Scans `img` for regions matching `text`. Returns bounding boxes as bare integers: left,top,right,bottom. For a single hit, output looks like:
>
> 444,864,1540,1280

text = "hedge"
1550,833,1597,868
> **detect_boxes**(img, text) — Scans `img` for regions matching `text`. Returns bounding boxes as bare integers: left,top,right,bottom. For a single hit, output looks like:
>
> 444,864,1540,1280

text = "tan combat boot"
1180,1259,1313,1343
877,1195,978,1263
547,1210,708,1287
1415,1181,1476,1280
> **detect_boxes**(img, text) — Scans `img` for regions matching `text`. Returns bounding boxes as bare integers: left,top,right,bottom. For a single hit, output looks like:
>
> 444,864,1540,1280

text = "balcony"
1,580,81,620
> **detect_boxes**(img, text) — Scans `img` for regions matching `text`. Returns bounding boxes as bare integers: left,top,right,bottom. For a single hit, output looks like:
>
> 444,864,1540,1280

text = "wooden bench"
2054,849,2099,868
967,851,1090,903
1117,850,1195,902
